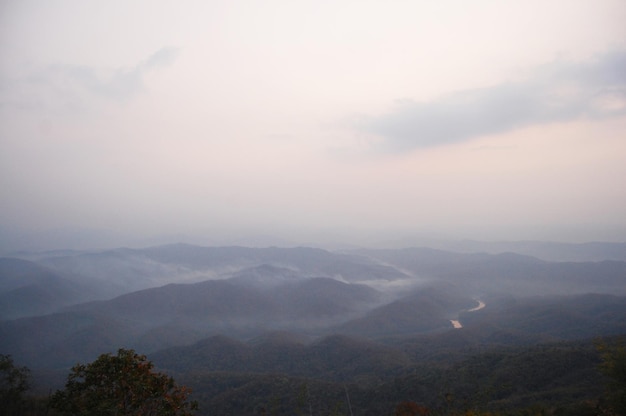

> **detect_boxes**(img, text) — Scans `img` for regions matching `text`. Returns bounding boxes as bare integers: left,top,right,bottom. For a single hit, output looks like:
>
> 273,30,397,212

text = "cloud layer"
361,51,626,151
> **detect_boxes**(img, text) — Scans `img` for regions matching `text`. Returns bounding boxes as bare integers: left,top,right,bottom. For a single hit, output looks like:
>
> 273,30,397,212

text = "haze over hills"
351,247,626,296
4,225,626,262
425,240,626,262
0,257,98,320
1,241,625,414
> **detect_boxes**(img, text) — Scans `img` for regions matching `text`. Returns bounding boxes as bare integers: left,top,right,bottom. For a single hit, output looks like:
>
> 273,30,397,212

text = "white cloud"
1,47,180,117
358,51,626,151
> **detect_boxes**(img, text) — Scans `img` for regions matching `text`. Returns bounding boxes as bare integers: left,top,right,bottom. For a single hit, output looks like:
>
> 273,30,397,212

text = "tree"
50,348,197,416
0,354,30,414
597,337,626,415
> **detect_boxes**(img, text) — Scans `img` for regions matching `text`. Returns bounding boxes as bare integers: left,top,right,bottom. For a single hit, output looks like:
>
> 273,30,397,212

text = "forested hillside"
1,243,625,414
152,335,620,415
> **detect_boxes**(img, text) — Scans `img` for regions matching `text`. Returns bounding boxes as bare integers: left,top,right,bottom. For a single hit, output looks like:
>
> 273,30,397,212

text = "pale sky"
1,0,625,244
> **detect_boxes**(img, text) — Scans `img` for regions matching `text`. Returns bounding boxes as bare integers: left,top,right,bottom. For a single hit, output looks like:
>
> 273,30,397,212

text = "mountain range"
1,241,625,413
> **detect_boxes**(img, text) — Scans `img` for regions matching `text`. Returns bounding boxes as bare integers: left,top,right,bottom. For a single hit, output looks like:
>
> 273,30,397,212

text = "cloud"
142,47,180,71
69,46,180,101
2,47,180,113
358,51,626,151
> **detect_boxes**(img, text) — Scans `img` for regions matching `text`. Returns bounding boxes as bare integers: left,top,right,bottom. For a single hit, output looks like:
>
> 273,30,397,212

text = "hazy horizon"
2,223,626,255
2,1,625,247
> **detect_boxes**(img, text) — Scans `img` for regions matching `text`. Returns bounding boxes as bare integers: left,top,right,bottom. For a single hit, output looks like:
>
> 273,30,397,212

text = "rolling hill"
2,242,625,414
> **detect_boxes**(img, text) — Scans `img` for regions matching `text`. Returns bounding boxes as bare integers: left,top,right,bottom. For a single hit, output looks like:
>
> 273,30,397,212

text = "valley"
1,241,625,414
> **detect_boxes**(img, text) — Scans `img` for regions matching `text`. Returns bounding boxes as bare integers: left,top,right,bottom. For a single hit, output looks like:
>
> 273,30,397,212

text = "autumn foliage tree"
395,401,429,416
50,348,197,416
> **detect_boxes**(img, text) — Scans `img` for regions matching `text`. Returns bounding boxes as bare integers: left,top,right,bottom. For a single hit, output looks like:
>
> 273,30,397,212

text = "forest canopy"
50,348,197,416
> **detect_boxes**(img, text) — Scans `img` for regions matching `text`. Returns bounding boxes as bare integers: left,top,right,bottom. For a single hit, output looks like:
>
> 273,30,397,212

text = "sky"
1,0,626,246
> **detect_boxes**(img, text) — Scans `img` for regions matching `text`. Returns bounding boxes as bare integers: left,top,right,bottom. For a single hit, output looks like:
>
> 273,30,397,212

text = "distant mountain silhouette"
0,257,94,319
426,240,626,262
352,248,626,295
35,244,411,299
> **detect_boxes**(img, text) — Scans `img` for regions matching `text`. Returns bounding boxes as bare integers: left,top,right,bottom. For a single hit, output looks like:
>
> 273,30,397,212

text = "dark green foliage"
153,336,614,415
152,334,412,382
50,348,197,416
177,372,355,416
597,336,626,415
0,354,30,415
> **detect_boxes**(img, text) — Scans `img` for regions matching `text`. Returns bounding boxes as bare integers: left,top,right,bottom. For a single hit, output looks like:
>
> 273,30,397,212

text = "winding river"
450,299,485,329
